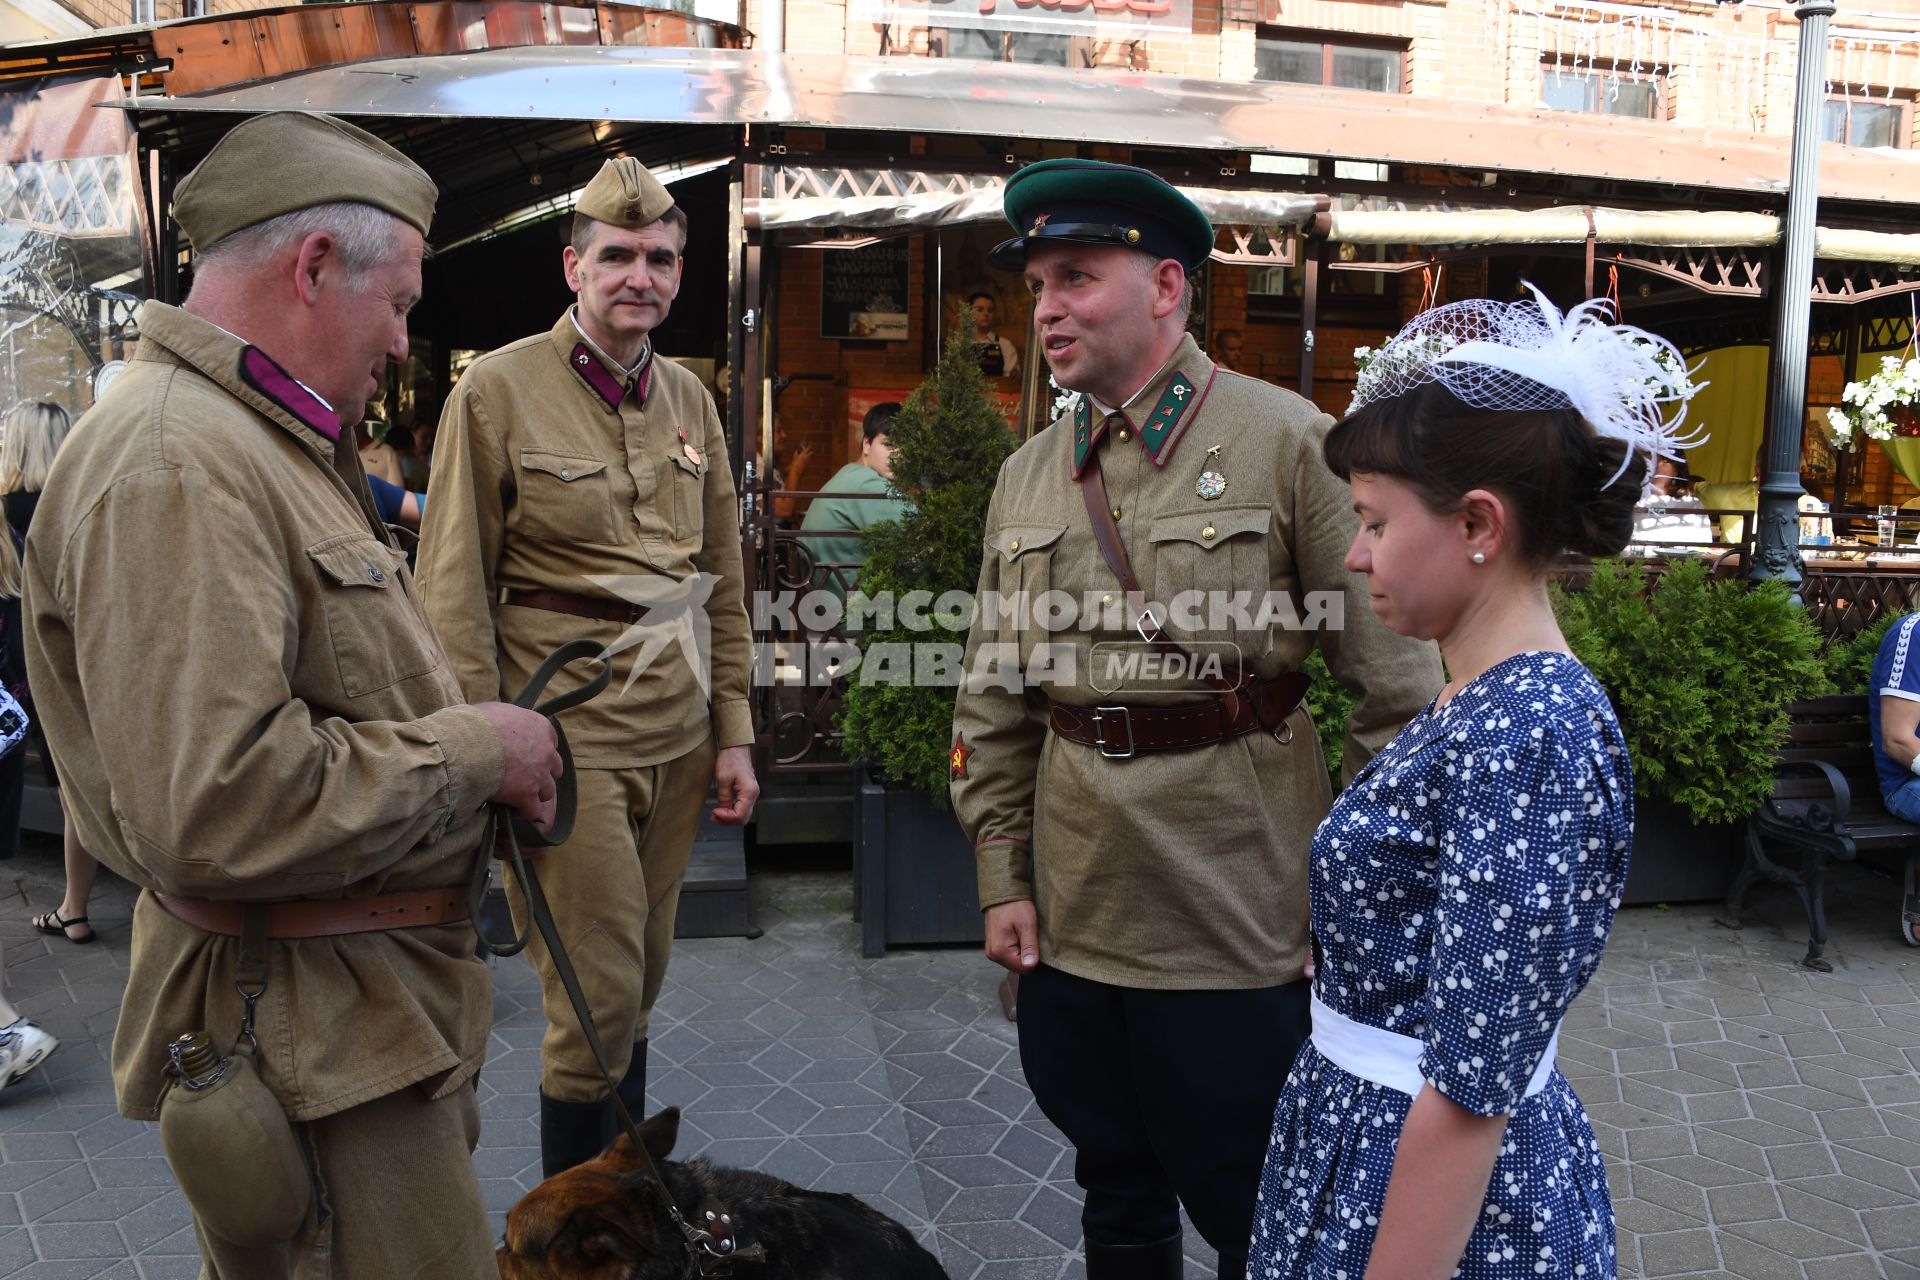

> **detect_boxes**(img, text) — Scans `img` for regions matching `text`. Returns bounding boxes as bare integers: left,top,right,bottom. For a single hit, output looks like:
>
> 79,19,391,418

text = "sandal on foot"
31,908,94,944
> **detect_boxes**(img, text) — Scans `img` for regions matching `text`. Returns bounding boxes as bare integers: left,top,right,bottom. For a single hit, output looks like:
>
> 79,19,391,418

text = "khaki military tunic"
951,334,1442,989
413,309,753,758
21,303,506,1123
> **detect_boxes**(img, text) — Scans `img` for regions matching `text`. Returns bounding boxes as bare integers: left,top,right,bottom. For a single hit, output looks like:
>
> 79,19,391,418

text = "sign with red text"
853,0,1191,38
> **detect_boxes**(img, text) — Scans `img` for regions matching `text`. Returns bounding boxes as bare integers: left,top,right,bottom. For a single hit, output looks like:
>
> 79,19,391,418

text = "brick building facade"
737,0,1919,510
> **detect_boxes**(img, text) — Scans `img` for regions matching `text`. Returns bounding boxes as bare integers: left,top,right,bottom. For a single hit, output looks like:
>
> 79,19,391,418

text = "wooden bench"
1724,695,1920,971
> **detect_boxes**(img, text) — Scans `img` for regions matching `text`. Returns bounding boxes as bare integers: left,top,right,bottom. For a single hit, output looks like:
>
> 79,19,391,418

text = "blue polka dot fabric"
1250,651,1632,1280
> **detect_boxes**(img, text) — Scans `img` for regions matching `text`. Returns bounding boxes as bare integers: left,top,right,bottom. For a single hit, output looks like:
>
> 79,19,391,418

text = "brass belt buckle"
1092,705,1136,759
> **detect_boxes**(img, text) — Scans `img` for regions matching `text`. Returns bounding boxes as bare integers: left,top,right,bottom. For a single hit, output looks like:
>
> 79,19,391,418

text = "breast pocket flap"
520,452,609,483
304,538,395,590
1147,505,1270,550
991,525,1067,562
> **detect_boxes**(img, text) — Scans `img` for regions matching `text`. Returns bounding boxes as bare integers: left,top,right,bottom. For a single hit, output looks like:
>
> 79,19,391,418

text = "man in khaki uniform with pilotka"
415,156,758,1178
22,111,564,1276
950,159,1442,1280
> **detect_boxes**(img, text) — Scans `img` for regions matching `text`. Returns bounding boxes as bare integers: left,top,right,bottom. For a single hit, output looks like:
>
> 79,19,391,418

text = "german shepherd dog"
497,1107,953,1279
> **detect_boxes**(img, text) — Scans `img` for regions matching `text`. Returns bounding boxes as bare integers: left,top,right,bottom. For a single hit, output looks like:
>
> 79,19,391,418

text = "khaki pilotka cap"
574,157,674,228
172,111,438,254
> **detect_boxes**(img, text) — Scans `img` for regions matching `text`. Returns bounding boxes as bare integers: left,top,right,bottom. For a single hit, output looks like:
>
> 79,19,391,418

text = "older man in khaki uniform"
22,111,563,1276
415,157,757,1177
950,159,1442,1280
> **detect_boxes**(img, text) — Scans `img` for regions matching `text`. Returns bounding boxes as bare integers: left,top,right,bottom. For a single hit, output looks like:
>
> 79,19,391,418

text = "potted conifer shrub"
838,332,1019,956
1552,558,1830,904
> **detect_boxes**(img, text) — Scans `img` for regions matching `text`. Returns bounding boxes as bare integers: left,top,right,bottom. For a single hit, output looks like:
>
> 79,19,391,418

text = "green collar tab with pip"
1070,369,1209,477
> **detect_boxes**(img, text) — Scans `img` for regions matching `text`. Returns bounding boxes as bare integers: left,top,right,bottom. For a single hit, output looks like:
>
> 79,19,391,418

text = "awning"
1327,208,1920,266
747,168,1321,234
120,45,1920,210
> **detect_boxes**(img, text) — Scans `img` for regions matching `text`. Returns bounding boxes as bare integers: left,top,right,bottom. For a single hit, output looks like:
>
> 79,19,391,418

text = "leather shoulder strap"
1078,451,1245,708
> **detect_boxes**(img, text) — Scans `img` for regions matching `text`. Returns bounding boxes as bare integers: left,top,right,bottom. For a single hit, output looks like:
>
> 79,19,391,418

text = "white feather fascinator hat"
1347,283,1706,495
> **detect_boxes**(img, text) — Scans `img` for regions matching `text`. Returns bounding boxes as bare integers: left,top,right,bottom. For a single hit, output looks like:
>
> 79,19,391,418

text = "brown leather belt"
503,587,642,625
1047,676,1308,758
155,889,469,940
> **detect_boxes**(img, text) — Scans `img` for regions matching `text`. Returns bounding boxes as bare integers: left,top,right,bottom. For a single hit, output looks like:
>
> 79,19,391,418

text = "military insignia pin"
949,733,974,781
678,426,703,467
1197,444,1226,500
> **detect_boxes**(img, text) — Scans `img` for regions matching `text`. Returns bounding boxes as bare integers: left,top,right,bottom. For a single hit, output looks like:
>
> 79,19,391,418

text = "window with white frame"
1824,97,1909,148
1539,61,1666,119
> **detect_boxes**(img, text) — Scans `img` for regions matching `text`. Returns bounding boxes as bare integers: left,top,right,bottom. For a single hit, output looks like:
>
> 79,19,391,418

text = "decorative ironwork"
763,166,1003,203
1212,226,1297,267
1811,261,1920,305
1799,569,1920,642
0,156,137,238
1609,244,1767,297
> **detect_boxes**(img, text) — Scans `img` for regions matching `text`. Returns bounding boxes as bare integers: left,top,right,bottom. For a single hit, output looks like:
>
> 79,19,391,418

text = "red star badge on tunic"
950,732,975,780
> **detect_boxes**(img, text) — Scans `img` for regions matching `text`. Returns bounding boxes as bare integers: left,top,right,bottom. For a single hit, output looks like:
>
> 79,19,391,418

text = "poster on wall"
822,241,910,342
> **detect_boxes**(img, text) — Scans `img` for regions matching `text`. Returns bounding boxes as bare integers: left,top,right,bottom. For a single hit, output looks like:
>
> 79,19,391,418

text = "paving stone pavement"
3,835,1920,1279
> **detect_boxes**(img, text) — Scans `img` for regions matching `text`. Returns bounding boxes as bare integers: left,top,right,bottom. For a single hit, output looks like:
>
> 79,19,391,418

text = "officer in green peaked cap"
952,152,1444,1280
987,157,1215,271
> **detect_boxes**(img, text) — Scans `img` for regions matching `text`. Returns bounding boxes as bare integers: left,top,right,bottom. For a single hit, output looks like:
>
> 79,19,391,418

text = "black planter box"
1622,792,1743,906
855,780,985,957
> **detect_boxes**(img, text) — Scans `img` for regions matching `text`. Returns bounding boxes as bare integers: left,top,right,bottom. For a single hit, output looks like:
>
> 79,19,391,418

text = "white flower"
1826,355,1920,448
1048,376,1080,422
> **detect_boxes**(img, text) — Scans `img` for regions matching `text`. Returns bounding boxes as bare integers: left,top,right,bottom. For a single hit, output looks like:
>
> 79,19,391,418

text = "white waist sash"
1309,993,1561,1101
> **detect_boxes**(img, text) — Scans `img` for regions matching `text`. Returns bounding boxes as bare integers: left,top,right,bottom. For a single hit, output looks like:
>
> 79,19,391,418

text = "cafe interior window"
1254,28,1404,93
1540,61,1665,119
930,27,1078,65
1247,241,1397,321
1824,96,1909,148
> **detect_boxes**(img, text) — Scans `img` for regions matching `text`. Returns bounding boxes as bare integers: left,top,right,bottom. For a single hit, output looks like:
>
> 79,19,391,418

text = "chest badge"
678,426,703,467
1197,445,1227,500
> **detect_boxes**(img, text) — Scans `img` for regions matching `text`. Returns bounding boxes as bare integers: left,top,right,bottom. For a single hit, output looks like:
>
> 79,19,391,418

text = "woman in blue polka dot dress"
1249,288,1701,1280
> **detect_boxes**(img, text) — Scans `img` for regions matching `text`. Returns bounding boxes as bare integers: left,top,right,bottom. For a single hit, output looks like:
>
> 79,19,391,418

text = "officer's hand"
984,901,1039,974
476,702,562,832
710,746,760,827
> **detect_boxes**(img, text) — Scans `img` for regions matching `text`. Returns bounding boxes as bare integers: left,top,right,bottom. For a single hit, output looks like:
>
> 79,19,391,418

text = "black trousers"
1017,963,1311,1257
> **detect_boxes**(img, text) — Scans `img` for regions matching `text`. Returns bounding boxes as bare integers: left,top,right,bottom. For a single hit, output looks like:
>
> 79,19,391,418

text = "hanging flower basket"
1826,355,1920,450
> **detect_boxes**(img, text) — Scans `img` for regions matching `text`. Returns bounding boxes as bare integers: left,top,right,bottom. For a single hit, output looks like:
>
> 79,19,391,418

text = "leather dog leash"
469,640,761,1276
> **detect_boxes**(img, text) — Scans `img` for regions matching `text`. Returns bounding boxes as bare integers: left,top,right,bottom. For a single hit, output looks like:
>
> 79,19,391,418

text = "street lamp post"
1751,0,1836,592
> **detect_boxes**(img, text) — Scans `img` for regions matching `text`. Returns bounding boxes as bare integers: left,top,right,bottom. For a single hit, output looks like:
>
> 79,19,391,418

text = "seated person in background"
1213,326,1246,373
798,402,912,605
1630,457,1714,554
1871,613,1920,823
968,292,1020,379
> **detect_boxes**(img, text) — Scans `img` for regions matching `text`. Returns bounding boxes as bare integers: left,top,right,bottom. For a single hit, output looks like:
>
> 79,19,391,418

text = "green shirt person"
799,403,912,604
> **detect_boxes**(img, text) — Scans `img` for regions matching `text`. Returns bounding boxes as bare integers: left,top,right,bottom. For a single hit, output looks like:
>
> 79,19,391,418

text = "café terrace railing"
749,495,1920,773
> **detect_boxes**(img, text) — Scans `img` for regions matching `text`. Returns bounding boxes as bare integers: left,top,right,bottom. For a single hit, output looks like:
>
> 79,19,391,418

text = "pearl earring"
1471,552,1487,564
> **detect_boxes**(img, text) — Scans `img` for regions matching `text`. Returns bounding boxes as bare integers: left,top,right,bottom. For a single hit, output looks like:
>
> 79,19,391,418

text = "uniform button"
1010,539,1021,553
369,566,386,584
560,468,573,480
1117,429,1132,442
1111,506,1122,521
1202,525,1216,541
1102,594,1114,606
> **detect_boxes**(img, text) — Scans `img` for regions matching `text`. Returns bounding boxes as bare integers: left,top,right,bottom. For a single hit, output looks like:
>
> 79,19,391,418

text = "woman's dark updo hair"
1324,378,1648,566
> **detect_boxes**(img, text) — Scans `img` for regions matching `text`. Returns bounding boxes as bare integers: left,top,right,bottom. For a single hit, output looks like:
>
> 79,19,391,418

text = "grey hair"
1132,251,1196,320
194,201,410,281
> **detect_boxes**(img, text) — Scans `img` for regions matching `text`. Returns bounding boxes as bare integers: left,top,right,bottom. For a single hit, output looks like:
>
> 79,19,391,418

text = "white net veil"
1347,283,1706,494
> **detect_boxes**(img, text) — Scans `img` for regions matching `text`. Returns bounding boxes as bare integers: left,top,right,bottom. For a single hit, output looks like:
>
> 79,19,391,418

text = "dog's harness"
471,640,765,1276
